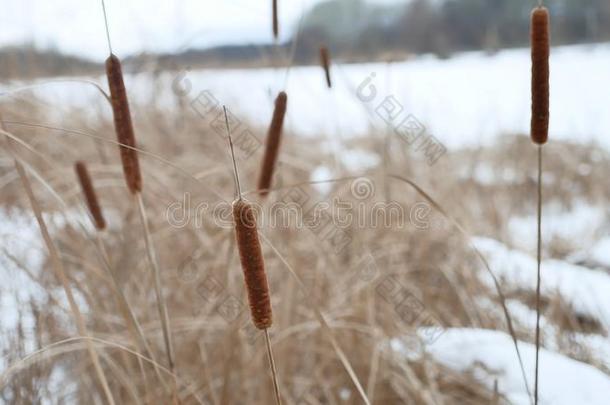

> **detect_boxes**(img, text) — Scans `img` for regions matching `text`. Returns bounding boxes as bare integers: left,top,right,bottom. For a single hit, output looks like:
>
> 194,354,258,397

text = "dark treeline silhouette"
0,45,100,80
2,0,609,79
294,0,610,60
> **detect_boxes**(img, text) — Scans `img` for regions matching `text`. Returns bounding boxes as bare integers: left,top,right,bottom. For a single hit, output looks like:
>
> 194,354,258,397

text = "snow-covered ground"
418,328,610,405
475,236,610,330
388,230,610,404
508,200,607,256
2,43,609,402
3,43,610,151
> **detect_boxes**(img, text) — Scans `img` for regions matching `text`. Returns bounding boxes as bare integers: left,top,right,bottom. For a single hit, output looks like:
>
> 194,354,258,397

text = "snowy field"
1,43,610,403
3,42,610,151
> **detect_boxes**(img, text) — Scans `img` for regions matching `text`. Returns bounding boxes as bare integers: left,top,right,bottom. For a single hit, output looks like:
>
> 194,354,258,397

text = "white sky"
0,0,404,61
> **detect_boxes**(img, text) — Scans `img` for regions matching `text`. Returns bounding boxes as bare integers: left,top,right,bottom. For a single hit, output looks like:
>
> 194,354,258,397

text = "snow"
416,328,610,405
3,43,610,153
0,209,48,360
0,207,93,358
590,237,610,268
474,237,610,331
507,201,607,254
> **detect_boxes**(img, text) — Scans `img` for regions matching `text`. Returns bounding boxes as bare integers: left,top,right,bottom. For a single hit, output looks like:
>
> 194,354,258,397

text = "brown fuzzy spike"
319,46,332,89
75,161,106,231
106,54,142,193
257,92,288,197
272,0,279,40
233,199,273,330
531,7,550,145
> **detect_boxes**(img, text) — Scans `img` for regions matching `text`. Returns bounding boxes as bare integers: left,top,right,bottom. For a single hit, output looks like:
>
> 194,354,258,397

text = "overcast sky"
0,0,404,61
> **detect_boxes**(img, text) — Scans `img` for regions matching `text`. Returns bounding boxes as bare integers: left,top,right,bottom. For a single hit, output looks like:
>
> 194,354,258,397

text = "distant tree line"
2,0,609,79
0,45,100,80
293,0,610,60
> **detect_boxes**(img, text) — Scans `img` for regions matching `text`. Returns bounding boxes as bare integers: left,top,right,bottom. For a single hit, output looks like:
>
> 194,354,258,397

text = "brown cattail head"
75,161,106,231
272,0,279,40
233,199,273,330
319,46,332,89
257,92,288,197
106,54,142,194
530,7,550,145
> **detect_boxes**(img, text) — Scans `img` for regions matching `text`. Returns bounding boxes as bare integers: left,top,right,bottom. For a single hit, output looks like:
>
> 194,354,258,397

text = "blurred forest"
1,0,609,79
296,0,610,59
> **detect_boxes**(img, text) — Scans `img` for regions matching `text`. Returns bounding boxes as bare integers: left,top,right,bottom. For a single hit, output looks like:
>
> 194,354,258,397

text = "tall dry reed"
531,5,550,405
100,3,177,400
224,105,281,405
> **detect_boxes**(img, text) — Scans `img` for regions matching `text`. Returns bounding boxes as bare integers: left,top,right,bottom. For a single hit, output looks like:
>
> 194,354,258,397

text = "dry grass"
0,93,608,404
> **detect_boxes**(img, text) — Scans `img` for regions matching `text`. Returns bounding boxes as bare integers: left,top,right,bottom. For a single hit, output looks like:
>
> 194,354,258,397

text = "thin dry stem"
534,145,543,405
135,193,175,370
264,329,282,405
94,233,169,396
7,142,116,405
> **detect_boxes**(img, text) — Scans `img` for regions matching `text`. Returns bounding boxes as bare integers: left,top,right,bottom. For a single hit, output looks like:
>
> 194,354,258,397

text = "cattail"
257,92,288,197
75,161,106,231
531,7,550,145
319,46,332,89
272,0,279,40
233,199,272,330
106,54,142,194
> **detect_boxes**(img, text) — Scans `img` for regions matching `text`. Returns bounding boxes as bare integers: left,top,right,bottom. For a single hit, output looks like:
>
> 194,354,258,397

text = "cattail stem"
136,193,181,405
136,193,175,370
264,330,282,405
531,6,550,145
100,0,113,54
224,106,242,199
534,146,543,405
319,46,332,89
257,92,288,197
